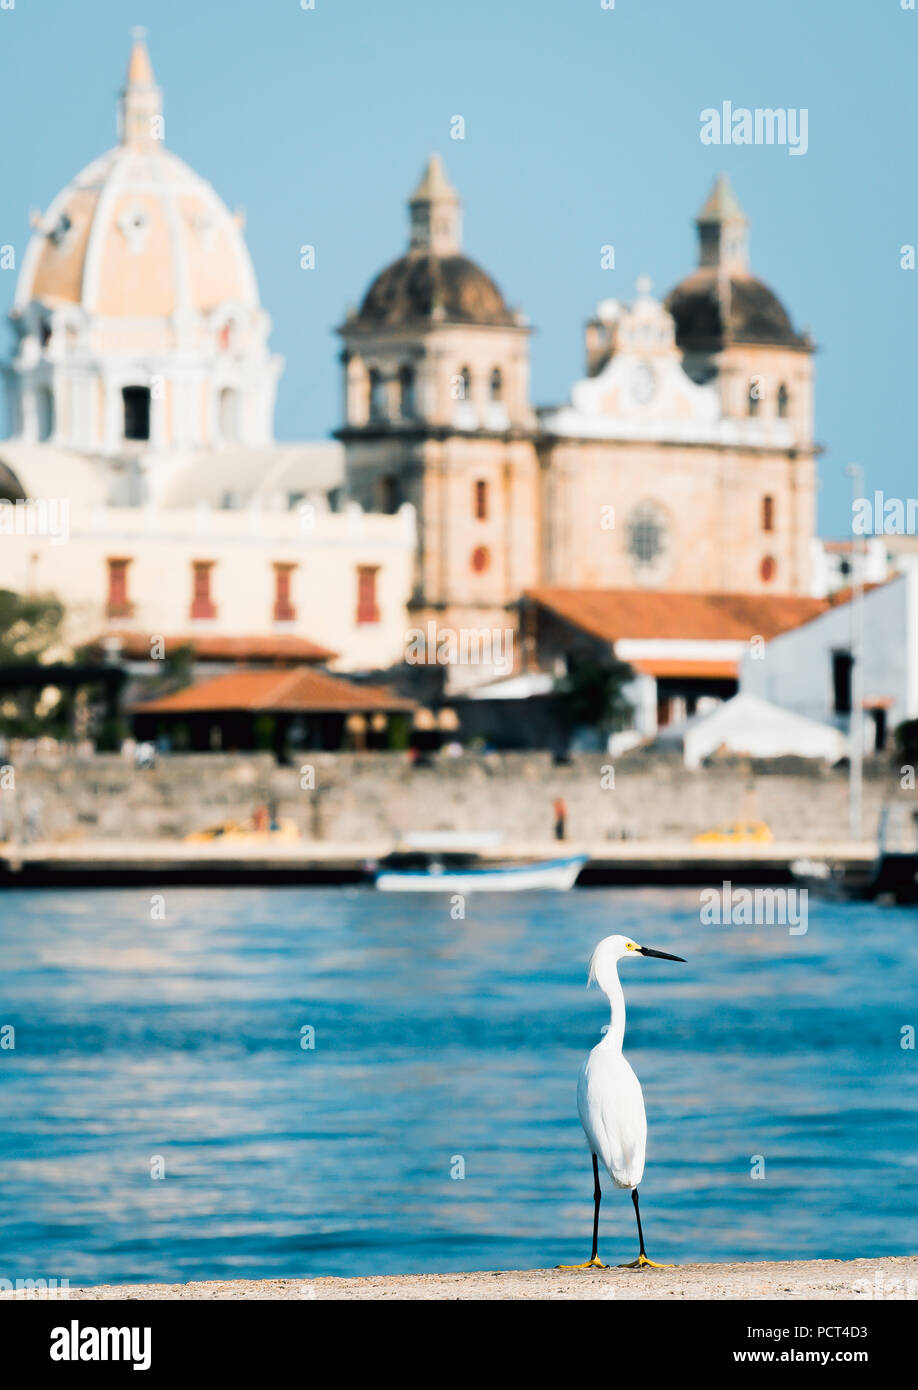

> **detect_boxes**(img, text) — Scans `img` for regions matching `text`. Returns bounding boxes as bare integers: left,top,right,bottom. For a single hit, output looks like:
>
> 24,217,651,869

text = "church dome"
665,268,807,350
664,175,810,353
6,32,280,458
16,147,258,320
14,38,258,322
357,251,513,327
351,155,516,329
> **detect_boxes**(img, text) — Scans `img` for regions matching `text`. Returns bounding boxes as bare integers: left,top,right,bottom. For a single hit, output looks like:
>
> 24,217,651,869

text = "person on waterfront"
554,797,567,841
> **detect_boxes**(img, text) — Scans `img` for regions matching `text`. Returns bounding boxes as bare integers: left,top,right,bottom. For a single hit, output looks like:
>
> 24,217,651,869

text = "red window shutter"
356,566,379,625
106,558,133,619
190,561,217,620
273,564,296,622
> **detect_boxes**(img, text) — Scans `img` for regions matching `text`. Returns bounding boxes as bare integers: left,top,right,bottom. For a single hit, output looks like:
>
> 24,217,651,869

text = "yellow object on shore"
693,820,774,845
185,818,300,845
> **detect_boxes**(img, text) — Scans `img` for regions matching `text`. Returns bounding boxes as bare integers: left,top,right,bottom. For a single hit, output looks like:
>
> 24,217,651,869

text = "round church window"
626,502,668,569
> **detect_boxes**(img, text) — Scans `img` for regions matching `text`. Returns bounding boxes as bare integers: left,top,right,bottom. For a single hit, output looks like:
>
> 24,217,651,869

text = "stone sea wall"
0,750,906,844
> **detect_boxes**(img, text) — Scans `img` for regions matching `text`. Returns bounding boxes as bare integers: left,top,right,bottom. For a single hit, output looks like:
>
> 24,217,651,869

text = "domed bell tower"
665,175,818,595
667,175,814,446
337,157,539,648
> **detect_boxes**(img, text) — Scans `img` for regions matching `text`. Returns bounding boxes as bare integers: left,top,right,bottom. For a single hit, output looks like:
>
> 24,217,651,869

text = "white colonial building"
740,572,916,751
0,33,414,674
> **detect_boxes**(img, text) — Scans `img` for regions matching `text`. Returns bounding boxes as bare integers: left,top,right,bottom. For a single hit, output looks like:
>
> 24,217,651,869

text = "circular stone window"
471,545,490,573
626,501,668,571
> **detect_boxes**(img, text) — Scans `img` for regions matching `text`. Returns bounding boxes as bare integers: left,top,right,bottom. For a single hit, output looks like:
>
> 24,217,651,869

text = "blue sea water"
0,886,916,1286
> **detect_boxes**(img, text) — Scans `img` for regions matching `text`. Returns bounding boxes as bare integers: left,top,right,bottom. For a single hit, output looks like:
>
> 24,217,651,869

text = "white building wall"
740,574,914,730
0,500,417,673
621,672,658,737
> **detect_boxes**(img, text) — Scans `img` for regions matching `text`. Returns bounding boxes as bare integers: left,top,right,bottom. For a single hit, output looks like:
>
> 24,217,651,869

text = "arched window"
459,366,472,402
777,383,790,418
760,555,777,583
122,386,151,441
219,388,239,443
747,385,760,418
369,369,386,421
377,474,399,515
489,367,503,401
762,495,775,533
36,386,54,442
474,479,488,521
471,545,490,574
399,366,416,419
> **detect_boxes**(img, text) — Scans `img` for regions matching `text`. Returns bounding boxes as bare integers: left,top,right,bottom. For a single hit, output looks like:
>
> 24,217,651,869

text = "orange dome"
14,35,259,323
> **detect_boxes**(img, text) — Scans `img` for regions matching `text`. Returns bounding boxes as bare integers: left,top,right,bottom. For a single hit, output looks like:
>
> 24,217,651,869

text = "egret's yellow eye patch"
626,941,639,951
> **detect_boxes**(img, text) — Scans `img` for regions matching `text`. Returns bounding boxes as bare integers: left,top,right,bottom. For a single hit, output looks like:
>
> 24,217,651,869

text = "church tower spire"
119,28,163,149
408,155,461,255
696,174,748,273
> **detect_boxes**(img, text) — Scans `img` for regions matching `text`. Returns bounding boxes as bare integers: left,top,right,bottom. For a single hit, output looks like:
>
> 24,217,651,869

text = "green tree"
0,589,64,665
895,718,918,768
554,655,634,743
149,641,195,695
0,589,67,737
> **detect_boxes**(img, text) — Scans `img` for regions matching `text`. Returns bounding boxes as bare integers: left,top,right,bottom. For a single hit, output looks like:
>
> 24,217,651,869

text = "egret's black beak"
638,946,686,962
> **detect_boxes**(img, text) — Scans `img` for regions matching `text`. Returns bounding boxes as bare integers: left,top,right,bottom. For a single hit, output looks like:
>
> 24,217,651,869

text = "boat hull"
374,854,587,893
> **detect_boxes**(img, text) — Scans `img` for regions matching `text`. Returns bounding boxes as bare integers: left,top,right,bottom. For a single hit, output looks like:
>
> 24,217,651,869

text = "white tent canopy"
655,693,847,769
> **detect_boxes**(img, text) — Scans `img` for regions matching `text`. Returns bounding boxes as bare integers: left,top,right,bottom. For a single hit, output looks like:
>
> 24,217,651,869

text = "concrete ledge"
67,1256,918,1301
0,837,875,886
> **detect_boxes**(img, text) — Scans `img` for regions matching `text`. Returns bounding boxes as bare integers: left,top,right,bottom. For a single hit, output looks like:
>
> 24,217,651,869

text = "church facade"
1,33,820,698
339,162,817,639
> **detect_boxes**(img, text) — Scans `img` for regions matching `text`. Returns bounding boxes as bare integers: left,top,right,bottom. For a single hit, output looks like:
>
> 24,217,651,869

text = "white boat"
373,843,587,892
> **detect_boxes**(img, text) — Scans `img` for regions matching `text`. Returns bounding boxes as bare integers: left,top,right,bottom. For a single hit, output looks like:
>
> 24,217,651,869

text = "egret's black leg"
632,1187,646,1257
557,1153,608,1269
590,1153,602,1261
619,1186,673,1269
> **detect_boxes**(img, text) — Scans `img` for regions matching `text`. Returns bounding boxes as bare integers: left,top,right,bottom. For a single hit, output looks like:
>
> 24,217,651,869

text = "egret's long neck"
600,963,626,1052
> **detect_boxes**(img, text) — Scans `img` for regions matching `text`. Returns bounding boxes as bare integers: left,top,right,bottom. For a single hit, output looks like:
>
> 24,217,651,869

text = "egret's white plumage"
561,932,685,1271
577,1039,647,1190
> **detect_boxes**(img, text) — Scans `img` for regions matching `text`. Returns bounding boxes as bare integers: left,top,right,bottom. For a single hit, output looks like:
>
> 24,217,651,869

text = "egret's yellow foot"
618,1253,673,1269
557,1255,609,1270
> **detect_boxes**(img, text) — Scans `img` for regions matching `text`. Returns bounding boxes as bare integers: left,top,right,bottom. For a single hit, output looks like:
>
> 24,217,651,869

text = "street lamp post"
845,462,864,841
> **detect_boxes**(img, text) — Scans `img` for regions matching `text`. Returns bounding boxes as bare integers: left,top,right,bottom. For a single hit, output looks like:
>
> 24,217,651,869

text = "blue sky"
1,0,915,536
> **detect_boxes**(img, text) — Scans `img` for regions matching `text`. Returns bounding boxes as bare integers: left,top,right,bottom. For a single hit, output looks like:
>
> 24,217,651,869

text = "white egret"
560,934,685,1270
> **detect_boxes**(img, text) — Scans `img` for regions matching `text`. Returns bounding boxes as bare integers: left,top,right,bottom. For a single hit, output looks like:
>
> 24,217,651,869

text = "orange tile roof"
630,658,738,679
524,587,829,643
131,666,416,715
94,632,337,663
